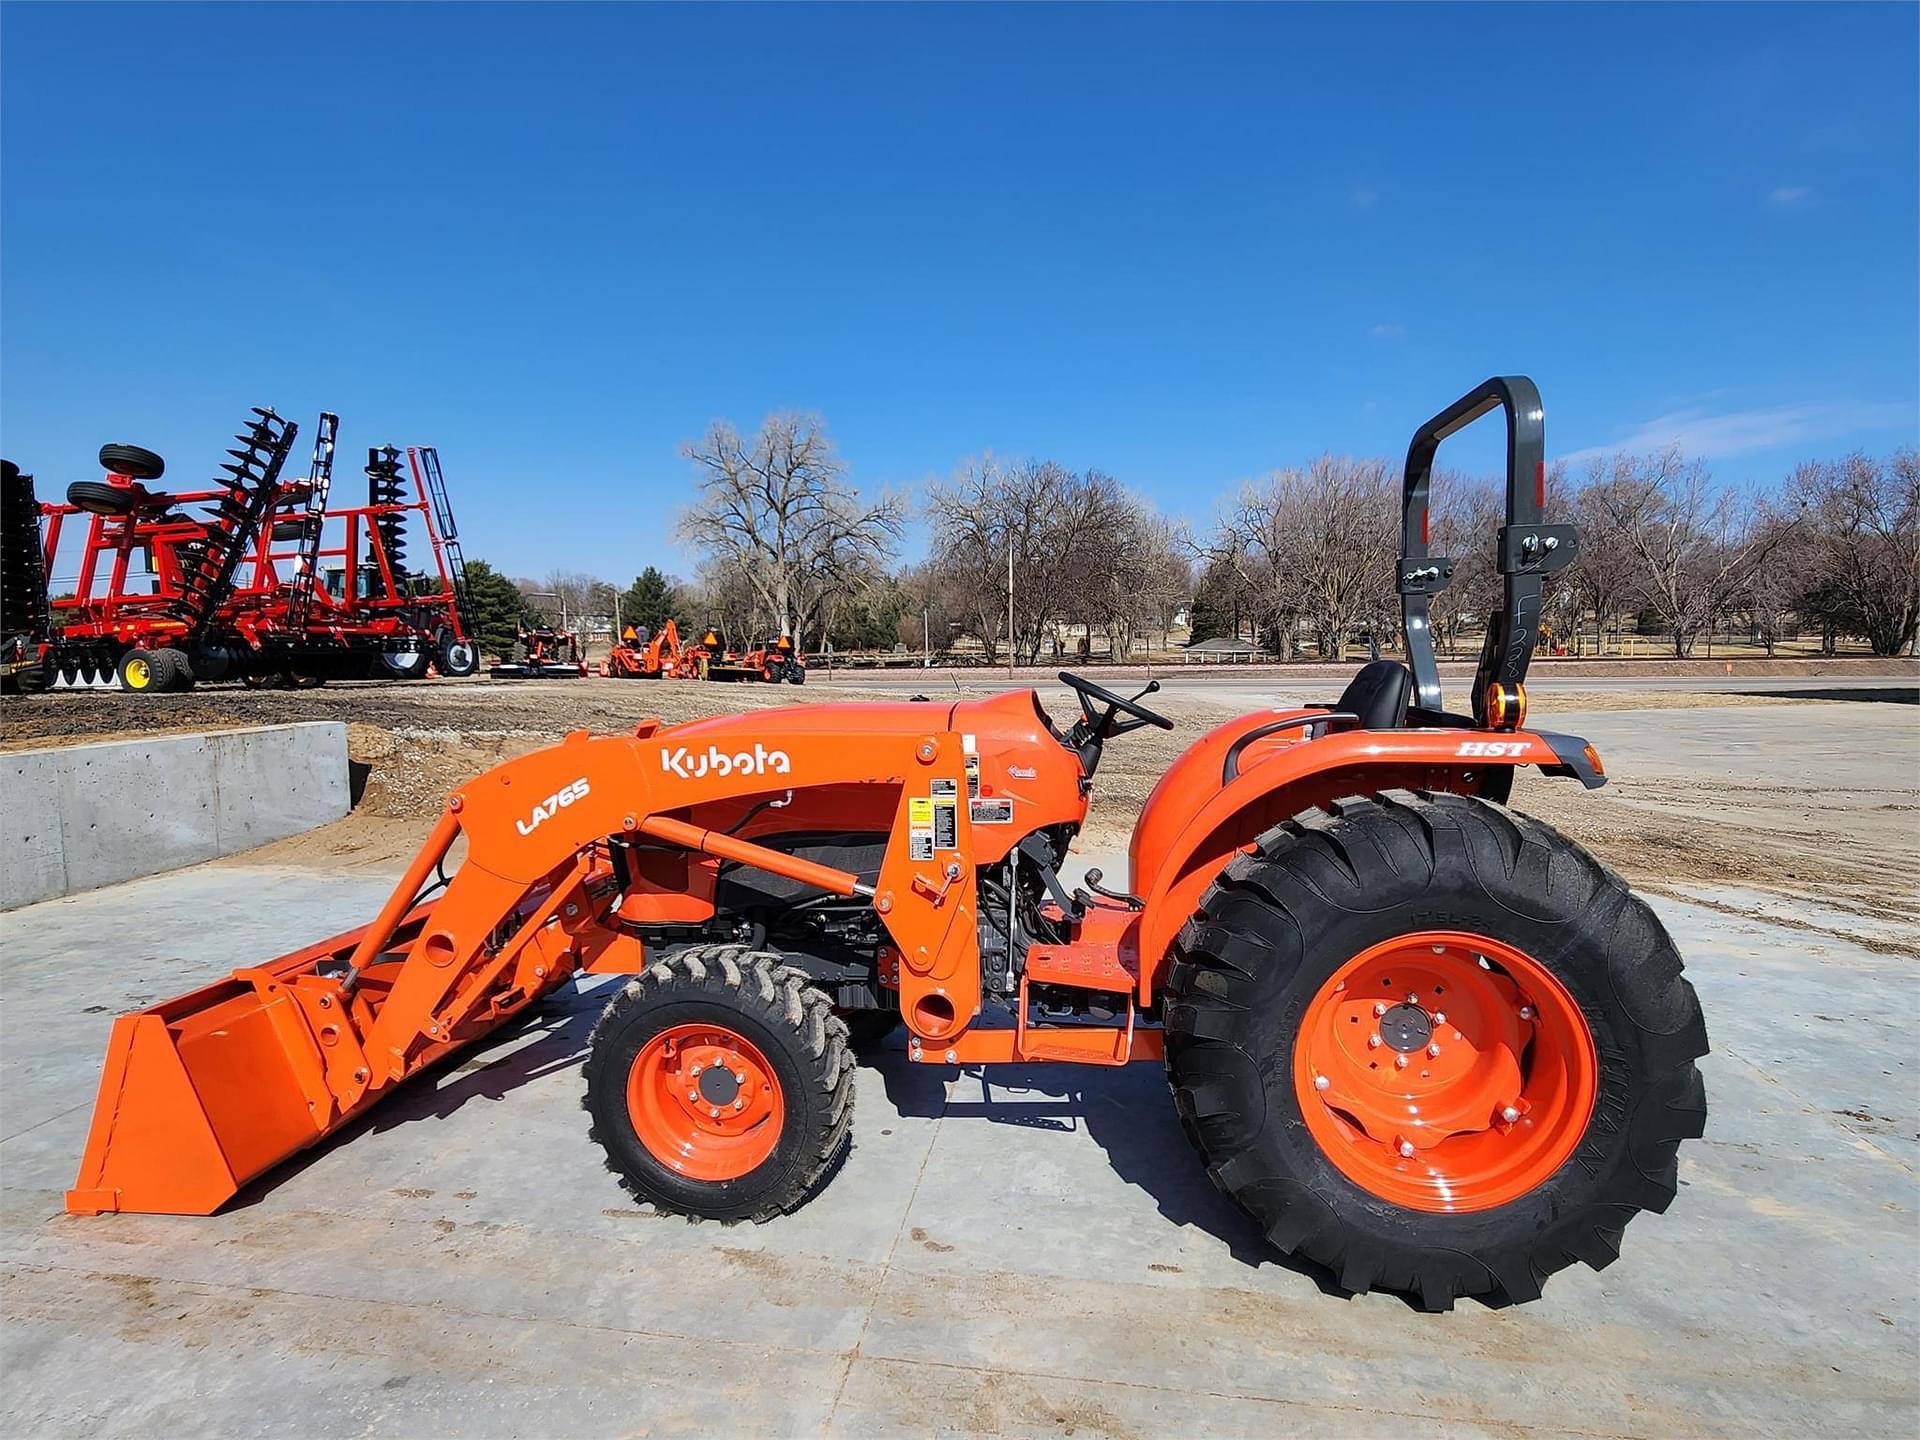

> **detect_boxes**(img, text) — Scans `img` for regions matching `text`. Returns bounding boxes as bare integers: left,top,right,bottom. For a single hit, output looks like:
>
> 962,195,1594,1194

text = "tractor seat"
1336,659,1413,730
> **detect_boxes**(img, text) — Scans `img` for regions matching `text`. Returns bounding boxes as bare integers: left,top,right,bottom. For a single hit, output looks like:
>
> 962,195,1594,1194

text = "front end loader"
66,379,1707,1311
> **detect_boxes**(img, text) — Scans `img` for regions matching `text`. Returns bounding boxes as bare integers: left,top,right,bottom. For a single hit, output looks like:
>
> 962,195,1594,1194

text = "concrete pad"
2,862,1916,1438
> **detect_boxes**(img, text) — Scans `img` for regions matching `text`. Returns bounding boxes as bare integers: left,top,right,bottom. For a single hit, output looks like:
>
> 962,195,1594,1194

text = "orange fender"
1128,711,1601,1002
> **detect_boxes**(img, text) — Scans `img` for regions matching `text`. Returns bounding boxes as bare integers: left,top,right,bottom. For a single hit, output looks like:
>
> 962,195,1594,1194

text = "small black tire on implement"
97,443,165,480
1162,790,1708,1311
154,646,193,691
117,647,171,692
585,944,854,1222
436,631,479,677
67,480,139,516
379,647,431,680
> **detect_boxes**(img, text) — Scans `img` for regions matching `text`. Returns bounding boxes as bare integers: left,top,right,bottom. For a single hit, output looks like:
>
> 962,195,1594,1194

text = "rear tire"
585,945,853,1221
1162,790,1708,1311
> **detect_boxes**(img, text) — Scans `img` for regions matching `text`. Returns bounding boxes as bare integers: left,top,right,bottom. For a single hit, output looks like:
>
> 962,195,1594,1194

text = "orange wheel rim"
1293,931,1597,1213
626,1023,784,1181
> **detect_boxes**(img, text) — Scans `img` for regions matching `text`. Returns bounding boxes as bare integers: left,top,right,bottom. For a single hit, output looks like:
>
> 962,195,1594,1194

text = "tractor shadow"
864,1038,1355,1299
226,978,614,1210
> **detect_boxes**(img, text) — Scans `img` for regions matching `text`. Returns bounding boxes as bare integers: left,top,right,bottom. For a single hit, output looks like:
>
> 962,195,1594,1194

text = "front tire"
585,945,854,1222
1163,790,1707,1311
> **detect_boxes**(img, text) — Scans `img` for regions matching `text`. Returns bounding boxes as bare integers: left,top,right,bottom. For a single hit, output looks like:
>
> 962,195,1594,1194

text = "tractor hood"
663,688,1088,854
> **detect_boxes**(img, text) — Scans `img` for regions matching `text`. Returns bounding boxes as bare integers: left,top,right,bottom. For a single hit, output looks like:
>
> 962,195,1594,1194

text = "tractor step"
1024,939,1136,993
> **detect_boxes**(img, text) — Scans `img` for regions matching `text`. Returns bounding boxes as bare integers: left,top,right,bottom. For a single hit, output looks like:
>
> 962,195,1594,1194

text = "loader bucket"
66,905,438,1217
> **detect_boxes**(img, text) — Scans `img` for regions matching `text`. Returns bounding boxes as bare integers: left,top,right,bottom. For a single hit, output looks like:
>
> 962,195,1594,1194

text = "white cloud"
1368,322,1406,340
1767,185,1812,208
1558,401,1915,465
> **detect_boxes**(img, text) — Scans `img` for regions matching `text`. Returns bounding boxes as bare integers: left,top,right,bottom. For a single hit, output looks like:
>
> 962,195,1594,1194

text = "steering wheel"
1058,670,1175,737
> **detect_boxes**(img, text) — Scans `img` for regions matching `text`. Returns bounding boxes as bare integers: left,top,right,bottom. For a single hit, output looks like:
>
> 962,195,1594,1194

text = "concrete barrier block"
213,722,350,852
0,748,67,909
58,733,220,894
0,722,350,910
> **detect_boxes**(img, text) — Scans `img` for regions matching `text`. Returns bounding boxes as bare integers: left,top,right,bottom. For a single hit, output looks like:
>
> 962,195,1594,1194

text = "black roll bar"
1398,376,1578,722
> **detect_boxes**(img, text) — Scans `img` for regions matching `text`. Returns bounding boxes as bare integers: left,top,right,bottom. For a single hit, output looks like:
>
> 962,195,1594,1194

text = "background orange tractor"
602,618,684,679
65,379,1706,1311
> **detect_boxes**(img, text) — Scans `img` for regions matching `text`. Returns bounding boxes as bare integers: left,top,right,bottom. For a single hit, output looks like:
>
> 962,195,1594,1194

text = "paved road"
3,859,1913,1438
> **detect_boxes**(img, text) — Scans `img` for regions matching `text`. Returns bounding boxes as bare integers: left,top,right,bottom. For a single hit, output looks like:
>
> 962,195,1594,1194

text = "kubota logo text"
660,743,793,780
517,779,591,835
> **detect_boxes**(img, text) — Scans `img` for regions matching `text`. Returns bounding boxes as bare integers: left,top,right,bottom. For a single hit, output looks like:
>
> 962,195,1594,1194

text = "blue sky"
4,2,1914,581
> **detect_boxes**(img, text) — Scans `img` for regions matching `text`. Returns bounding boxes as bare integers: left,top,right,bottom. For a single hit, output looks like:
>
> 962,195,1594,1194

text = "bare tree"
1565,457,1646,655
1424,471,1504,657
519,570,613,634
1788,450,1920,656
677,412,904,642
1595,448,1797,658
927,458,1097,664
1225,455,1398,661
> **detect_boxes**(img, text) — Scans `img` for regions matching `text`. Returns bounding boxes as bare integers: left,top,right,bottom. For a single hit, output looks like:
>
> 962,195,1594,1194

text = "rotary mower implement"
66,379,1707,1311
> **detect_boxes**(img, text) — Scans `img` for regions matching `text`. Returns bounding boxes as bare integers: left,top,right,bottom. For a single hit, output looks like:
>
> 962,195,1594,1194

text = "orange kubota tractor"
66,380,1706,1311
602,618,683,679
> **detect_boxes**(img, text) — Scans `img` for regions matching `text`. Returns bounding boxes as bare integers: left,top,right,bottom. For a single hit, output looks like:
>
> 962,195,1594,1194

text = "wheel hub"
1378,1002,1432,1052
697,1064,741,1107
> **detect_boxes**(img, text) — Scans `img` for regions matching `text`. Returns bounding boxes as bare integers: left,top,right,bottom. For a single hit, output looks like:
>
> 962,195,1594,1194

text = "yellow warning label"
909,797,934,825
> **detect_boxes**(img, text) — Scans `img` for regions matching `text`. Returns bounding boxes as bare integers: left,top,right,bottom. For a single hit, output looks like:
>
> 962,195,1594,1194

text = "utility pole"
1007,538,1015,680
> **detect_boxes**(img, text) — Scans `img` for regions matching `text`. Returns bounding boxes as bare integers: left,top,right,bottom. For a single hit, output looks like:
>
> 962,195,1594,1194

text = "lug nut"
687,1090,699,1102
733,1099,744,1112
709,1107,721,1119
733,1071,746,1084
1373,1002,1387,1016
1519,1005,1534,1020
1427,1042,1441,1058
1368,1033,1382,1048
690,1063,702,1076
1314,1074,1330,1091
1502,1105,1521,1123
1406,992,1419,1004
1394,1054,1409,1069
1432,1011,1445,1025
1398,1139,1416,1158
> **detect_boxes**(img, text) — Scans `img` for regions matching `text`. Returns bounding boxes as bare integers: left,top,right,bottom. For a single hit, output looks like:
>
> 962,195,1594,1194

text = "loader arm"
69,721,983,1216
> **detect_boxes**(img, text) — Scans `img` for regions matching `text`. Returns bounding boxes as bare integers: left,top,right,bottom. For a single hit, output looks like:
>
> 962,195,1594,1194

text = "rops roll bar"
1399,376,1578,723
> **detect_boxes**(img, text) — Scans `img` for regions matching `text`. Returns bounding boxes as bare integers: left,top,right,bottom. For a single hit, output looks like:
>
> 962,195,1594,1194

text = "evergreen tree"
617,566,680,633
461,558,533,657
